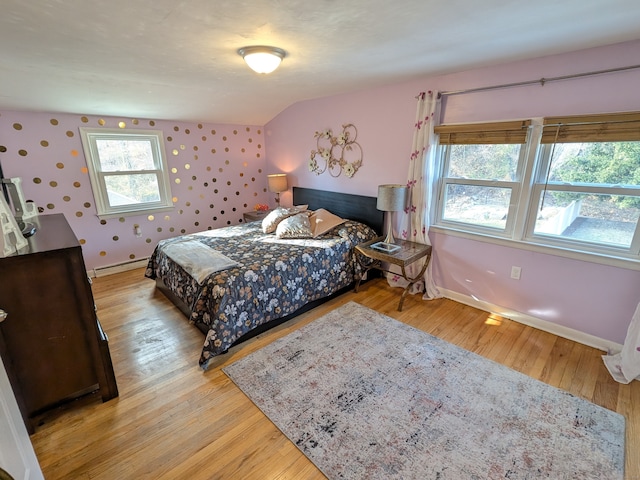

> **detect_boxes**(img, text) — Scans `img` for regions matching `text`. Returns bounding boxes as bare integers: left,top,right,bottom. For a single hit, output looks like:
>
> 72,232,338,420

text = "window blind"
541,111,640,143
435,120,531,144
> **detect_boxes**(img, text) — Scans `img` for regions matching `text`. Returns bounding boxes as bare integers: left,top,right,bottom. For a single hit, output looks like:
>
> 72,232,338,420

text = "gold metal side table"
355,238,432,311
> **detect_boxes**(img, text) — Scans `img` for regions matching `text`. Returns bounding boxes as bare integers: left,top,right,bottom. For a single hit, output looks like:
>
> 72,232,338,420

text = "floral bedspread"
145,220,377,369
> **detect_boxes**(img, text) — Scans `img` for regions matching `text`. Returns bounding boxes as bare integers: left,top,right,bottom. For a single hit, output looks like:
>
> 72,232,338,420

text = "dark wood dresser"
0,214,118,433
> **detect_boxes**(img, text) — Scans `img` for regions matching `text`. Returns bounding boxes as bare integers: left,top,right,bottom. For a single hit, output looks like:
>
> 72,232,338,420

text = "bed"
145,187,383,369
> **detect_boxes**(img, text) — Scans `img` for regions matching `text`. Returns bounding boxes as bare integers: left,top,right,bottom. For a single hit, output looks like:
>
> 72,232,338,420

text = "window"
434,113,640,264
80,128,173,218
435,120,531,235
526,113,640,255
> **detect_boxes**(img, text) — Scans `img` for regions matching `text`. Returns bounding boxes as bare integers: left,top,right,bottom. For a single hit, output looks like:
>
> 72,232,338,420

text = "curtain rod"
439,64,640,97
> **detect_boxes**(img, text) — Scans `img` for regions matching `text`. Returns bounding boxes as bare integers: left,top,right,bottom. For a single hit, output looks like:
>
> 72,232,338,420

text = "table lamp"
267,173,288,205
377,184,407,245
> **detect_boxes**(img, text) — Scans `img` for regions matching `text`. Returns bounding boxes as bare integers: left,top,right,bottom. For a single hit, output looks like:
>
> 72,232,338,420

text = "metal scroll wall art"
308,123,362,178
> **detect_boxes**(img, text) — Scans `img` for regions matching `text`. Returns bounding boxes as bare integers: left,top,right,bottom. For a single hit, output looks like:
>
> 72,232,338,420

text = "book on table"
370,241,400,253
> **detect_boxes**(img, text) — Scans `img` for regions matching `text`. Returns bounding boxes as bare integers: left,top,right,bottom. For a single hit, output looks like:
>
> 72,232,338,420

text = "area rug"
223,302,625,479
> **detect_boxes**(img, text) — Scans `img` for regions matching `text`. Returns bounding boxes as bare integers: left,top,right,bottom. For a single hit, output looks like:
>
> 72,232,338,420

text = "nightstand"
355,237,432,311
243,210,271,222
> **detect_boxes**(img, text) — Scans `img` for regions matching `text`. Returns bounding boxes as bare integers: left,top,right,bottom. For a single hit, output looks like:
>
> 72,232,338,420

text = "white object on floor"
603,301,640,384
0,355,44,479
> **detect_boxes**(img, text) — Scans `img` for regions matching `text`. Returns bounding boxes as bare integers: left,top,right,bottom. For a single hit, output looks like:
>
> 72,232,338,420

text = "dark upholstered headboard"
293,187,383,235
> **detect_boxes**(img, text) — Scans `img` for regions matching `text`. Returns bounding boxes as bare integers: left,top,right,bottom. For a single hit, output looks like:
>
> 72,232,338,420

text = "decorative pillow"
309,208,346,237
262,206,306,234
275,213,313,239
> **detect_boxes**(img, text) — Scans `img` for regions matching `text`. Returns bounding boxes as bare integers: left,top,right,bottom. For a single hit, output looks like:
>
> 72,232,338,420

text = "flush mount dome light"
238,46,286,74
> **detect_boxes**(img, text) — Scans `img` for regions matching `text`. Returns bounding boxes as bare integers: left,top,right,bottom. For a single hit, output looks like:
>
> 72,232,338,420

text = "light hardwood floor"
30,268,639,479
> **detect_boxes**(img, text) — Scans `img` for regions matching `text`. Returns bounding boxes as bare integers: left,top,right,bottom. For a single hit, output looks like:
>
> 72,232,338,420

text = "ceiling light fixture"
238,46,286,74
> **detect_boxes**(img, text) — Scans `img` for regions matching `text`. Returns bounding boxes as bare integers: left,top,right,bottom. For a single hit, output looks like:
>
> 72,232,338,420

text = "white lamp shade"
267,173,288,193
377,184,407,212
238,46,286,74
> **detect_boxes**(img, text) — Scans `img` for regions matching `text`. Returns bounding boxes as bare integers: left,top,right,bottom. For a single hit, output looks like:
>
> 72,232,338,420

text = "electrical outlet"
510,266,521,280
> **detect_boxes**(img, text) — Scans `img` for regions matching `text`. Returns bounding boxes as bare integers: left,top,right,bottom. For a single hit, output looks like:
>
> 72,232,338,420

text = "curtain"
602,301,640,383
386,90,441,299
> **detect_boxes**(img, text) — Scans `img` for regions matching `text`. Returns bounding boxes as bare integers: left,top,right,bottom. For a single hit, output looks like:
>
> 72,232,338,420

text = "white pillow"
275,213,313,239
262,206,308,234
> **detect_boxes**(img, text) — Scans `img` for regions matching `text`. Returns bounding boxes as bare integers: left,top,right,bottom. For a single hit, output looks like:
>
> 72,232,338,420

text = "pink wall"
430,234,640,342
1,40,638,345
0,112,269,270
265,40,640,345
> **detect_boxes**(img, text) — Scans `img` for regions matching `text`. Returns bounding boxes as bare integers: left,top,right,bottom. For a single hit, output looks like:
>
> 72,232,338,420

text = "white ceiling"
2,0,640,125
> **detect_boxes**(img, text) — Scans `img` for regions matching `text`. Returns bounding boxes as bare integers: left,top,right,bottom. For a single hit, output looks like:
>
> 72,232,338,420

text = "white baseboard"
89,258,150,278
438,287,623,354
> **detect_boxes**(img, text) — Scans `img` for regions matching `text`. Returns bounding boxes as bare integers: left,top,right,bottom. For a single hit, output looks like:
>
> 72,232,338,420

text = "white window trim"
524,143,640,257
435,133,531,238
433,119,640,271
430,223,640,271
79,128,173,219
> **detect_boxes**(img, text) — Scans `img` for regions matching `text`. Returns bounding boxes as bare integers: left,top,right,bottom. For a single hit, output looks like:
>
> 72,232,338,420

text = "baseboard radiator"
91,258,150,278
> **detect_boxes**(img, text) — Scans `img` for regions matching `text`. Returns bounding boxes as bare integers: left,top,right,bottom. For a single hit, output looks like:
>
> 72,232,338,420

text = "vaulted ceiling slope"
2,0,640,125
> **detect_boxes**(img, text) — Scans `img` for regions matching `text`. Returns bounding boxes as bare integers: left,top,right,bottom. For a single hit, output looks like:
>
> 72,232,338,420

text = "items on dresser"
0,193,27,257
1,177,38,240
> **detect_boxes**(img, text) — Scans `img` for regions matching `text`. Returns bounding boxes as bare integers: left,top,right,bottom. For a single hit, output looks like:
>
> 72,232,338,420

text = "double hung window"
435,120,531,235
434,113,640,263
527,113,640,254
80,128,173,219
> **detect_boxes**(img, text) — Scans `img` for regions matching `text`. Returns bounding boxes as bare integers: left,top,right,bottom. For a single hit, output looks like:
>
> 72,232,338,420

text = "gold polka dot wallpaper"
0,111,268,271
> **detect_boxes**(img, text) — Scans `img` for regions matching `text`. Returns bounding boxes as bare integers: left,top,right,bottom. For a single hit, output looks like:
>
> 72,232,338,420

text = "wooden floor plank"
27,268,639,479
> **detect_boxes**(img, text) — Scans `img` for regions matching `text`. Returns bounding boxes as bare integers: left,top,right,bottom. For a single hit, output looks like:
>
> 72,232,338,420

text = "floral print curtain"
603,301,640,383
387,90,441,299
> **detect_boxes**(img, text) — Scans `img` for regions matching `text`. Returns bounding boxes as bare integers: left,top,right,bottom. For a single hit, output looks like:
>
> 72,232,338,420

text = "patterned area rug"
223,302,625,479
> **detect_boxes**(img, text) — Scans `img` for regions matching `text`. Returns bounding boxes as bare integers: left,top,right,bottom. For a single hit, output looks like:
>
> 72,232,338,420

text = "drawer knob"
0,309,7,323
